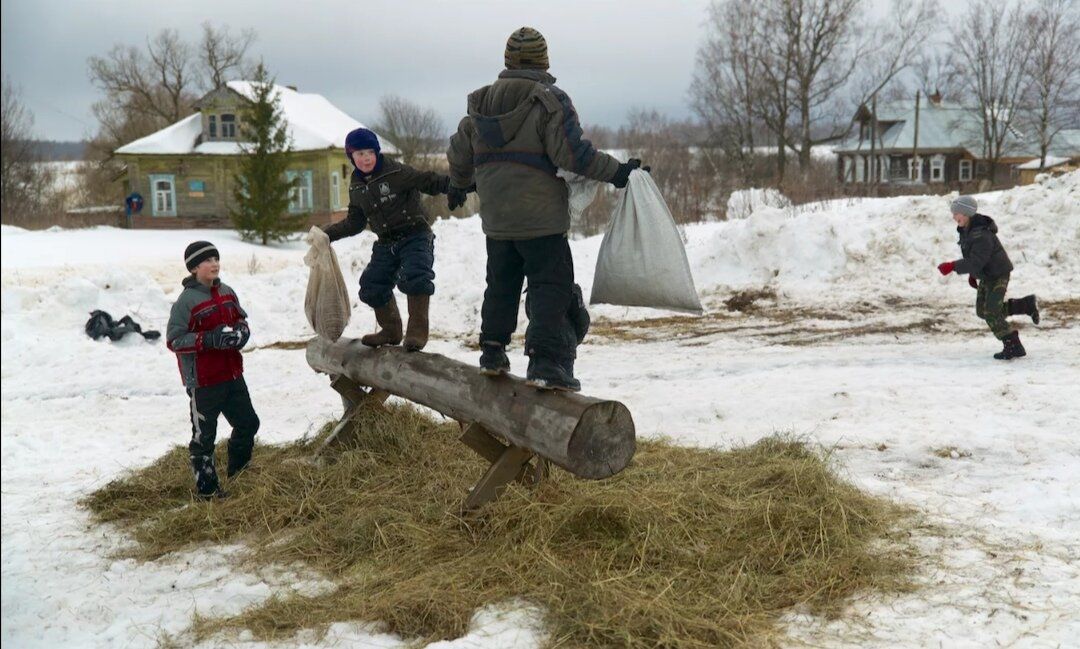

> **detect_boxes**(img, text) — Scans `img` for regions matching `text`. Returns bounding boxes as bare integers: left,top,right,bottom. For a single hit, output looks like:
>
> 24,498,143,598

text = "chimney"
929,89,942,106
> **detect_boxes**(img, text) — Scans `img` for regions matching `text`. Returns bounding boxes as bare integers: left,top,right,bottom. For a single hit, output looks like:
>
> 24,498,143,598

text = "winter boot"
403,295,430,352
526,355,581,392
361,296,403,348
1022,294,1040,325
479,342,510,376
190,453,226,499
993,331,1027,360
227,438,254,478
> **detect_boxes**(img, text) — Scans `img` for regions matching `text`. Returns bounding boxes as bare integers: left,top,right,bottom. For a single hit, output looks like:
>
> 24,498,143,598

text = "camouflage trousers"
975,274,1014,340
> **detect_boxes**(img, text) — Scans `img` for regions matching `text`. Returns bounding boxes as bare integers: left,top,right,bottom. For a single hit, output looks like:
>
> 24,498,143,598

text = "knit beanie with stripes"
184,241,219,271
505,27,549,70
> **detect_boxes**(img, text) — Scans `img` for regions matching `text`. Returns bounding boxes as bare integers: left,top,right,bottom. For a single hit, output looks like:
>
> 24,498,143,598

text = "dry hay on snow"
85,402,920,648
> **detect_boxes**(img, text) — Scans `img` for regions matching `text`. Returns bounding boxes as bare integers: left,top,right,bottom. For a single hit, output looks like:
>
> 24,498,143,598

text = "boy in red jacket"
166,241,259,499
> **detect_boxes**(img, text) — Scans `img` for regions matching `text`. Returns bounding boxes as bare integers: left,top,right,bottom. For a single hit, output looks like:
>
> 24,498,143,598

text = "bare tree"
200,22,256,90
371,95,445,166
88,29,198,126
1023,0,1080,169
1,78,55,225
691,0,766,181
949,0,1033,179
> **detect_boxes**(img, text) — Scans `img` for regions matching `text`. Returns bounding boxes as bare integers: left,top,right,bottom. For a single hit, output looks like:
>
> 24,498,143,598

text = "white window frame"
855,155,865,182
208,114,217,138
930,155,945,182
959,159,973,181
908,156,923,182
879,155,889,183
842,156,853,183
330,171,341,210
286,170,314,212
220,113,237,138
149,174,176,216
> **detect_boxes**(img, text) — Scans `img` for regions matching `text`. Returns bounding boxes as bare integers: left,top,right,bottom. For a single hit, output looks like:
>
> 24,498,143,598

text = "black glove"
611,159,644,188
202,324,242,350
447,185,471,211
234,321,251,349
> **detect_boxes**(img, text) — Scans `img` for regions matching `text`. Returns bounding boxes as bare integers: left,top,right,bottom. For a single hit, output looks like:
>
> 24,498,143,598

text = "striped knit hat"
505,27,549,70
184,240,219,271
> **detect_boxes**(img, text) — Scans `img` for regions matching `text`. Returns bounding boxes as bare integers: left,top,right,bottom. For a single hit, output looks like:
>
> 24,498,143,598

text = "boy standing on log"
167,241,259,499
936,196,1039,360
323,127,456,352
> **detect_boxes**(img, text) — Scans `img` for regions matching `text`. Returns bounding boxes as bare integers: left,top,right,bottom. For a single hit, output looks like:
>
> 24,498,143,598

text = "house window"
908,156,923,182
855,156,865,182
149,174,176,216
959,159,972,181
330,172,341,210
221,114,236,138
975,160,988,177
287,170,314,212
208,115,217,138
930,155,945,182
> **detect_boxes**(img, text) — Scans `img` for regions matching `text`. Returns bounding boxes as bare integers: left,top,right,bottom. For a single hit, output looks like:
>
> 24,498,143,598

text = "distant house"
1013,129,1080,185
114,81,396,229
833,95,1034,188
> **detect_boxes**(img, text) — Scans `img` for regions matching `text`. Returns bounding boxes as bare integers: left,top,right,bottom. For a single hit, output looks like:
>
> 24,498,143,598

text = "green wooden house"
114,81,396,229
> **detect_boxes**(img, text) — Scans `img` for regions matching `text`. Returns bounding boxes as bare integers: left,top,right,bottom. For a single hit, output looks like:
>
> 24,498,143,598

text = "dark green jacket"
324,157,449,242
954,214,1014,280
447,69,621,240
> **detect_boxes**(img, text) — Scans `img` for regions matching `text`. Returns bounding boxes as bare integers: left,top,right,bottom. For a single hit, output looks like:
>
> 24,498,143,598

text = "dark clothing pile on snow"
85,310,160,342
954,214,1014,281
447,69,622,240
323,157,450,243
166,276,248,389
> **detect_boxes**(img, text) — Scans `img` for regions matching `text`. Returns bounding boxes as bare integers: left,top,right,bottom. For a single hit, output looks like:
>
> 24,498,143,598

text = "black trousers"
480,234,577,361
187,376,260,492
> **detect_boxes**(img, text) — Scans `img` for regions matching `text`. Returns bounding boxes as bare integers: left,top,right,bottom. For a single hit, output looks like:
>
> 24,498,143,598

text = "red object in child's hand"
968,275,978,289
937,261,956,276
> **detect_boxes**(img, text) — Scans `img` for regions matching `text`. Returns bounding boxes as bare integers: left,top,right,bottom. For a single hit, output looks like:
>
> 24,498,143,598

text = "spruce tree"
230,63,304,245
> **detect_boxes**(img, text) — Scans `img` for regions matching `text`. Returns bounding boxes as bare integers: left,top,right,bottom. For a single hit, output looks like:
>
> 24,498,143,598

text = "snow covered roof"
836,101,989,155
1015,156,1073,170
115,81,397,155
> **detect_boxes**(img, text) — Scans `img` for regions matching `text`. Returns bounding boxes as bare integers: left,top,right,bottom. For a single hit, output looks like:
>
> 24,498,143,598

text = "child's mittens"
937,261,956,276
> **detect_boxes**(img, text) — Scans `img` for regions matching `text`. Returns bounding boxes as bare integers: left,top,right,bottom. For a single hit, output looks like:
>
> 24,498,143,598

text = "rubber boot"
993,331,1026,360
361,296,403,348
403,295,430,352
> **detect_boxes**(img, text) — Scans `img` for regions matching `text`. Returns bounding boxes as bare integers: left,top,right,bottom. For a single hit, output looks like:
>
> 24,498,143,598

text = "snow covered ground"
3,173,1079,647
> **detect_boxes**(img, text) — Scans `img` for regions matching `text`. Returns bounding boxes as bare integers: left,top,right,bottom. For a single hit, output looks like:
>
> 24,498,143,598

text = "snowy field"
2,173,1079,648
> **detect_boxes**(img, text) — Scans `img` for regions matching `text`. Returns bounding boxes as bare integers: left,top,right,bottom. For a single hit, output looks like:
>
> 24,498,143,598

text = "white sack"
590,170,703,313
303,226,351,340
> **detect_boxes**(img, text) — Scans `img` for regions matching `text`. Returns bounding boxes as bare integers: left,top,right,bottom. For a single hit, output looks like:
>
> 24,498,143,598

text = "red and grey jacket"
166,276,248,389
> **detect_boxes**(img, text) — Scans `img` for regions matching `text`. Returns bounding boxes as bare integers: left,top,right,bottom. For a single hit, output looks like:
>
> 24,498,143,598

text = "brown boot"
361,296,402,347
403,294,430,352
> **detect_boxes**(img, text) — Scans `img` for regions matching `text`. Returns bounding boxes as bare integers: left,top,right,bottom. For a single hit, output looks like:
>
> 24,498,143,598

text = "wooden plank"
463,445,536,511
307,338,635,480
459,422,507,464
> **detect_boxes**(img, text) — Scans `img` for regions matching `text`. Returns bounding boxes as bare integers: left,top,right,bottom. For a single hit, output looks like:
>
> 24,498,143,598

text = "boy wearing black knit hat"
323,127,457,352
936,195,1039,360
166,241,259,499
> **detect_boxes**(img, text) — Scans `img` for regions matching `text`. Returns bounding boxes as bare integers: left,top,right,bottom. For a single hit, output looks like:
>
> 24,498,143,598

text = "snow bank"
725,187,792,220
3,172,1077,349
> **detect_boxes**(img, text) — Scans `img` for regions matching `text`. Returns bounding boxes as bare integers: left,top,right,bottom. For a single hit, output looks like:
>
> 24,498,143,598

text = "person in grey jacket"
447,26,645,391
937,195,1039,360
167,241,258,499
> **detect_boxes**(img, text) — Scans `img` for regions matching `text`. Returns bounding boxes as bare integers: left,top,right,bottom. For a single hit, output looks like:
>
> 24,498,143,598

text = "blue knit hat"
345,128,380,156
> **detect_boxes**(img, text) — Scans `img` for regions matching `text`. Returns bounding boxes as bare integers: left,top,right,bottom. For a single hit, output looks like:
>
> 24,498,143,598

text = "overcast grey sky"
2,0,969,143
1,0,718,141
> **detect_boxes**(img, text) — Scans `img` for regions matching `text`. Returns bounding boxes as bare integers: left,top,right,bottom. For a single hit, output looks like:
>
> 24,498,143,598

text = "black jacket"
954,214,1014,280
324,157,449,242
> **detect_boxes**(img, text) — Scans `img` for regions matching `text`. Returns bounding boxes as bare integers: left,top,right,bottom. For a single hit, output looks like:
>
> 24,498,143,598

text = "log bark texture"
306,337,635,479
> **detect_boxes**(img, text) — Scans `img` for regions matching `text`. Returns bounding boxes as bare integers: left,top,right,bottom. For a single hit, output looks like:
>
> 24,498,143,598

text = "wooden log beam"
306,337,635,479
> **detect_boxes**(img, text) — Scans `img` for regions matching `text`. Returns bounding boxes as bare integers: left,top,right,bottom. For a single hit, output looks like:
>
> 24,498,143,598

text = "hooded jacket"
954,214,1014,280
446,69,621,240
166,276,247,389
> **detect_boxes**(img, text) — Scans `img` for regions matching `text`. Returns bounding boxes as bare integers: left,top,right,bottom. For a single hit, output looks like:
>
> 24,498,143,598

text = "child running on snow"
166,241,259,499
323,127,463,351
936,195,1039,360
